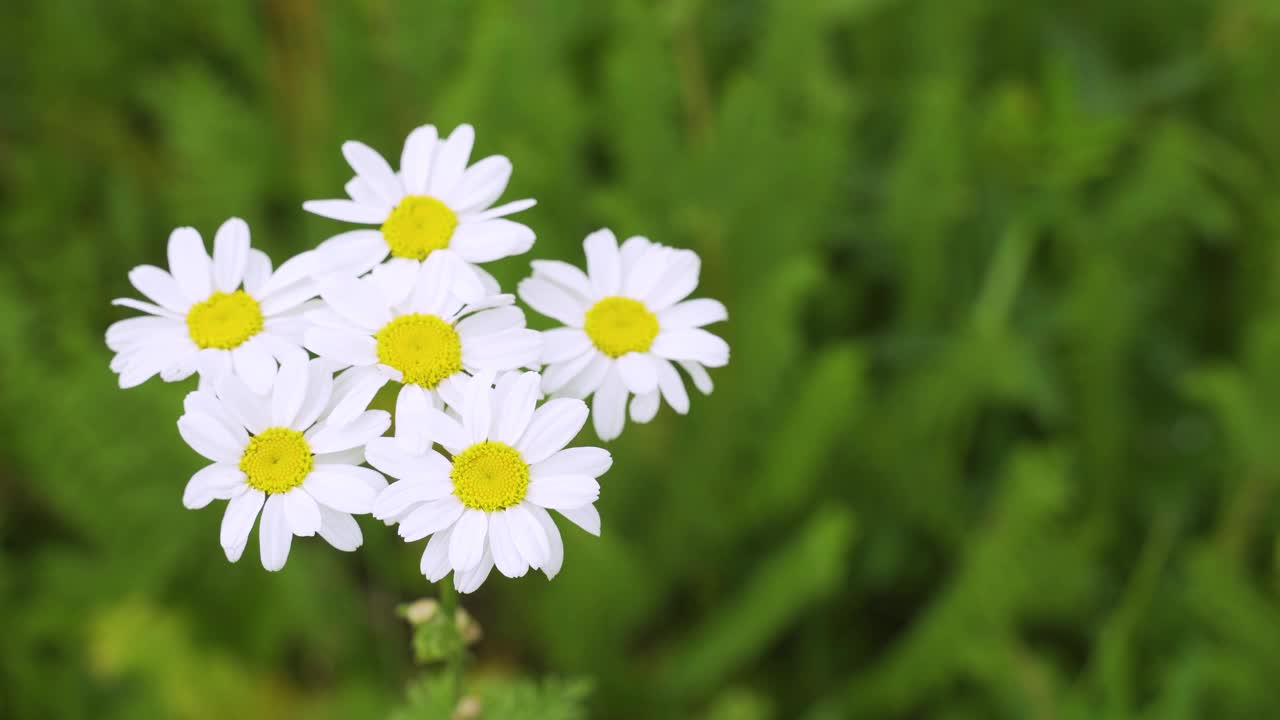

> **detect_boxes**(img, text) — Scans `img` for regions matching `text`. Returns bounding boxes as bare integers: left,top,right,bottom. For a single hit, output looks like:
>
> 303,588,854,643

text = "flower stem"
438,580,465,702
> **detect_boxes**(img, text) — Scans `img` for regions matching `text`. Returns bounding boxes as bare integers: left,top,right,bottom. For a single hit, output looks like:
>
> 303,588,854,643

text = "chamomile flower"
367,371,607,593
518,229,728,441
303,124,536,302
106,218,317,394
179,358,391,571
302,253,542,428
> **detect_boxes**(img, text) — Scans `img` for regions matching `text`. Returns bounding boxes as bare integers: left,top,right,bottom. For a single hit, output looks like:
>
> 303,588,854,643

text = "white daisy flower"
517,229,729,441
367,370,608,593
106,218,318,394
302,253,542,428
179,358,391,571
303,123,536,303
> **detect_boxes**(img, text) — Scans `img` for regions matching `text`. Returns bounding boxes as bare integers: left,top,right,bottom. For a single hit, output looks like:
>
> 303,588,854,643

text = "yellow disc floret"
450,441,530,512
375,313,463,388
239,427,314,495
381,195,459,260
584,296,659,358
186,290,264,349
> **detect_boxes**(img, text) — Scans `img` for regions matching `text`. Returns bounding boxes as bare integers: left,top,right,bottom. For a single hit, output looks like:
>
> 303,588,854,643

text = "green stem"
438,581,465,702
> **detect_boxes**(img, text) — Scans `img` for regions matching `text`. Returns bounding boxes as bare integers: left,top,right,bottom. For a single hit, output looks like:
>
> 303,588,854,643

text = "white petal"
622,245,670,301
584,228,621,297
179,412,245,463
530,505,564,579
655,358,690,414
128,265,191,313
303,198,389,224
469,198,535,222
488,511,529,578
220,488,265,559
557,352,612,400
505,503,550,570
304,327,378,368
630,390,660,423
461,328,542,372
258,281,319,316
680,360,715,395
321,276,391,331
659,298,728,329
342,140,404,205
400,124,438,195
303,466,383,514
531,259,592,299
270,356,310,428
282,488,322,536
651,329,729,368
645,251,702,310
496,371,540,445
418,407,469,453
213,218,251,292
540,328,591,365
450,219,534,263
325,365,387,428
616,352,658,394
591,370,628,441
111,297,181,319
455,306,525,340
526,475,600,509
373,475,453,520
517,277,587,327
167,227,212,302
408,252,456,317
317,505,363,551
515,398,589,464
310,229,389,277
316,447,366,465
531,447,612,479
305,410,391,453
259,494,293,571
370,257,419,307
439,249,485,304
557,504,602,536
261,250,319,298
540,351,596,395
449,155,511,213
183,464,246,509
420,526,453,581
232,339,277,395
215,373,270,435
345,176,382,207
454,547,494,594
428,124,475,197
243,250,273,296
394,383,434,453
292,360,336,431
448,508,489,572
619,235,652,266
462,370,495,444
399,495,465,542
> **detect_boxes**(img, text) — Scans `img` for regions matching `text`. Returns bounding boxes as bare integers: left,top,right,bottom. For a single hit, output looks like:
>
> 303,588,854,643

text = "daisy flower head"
302,253,543,429
367,370,608,593
303,124,536,303
517,229,729,441
179,358,391,571
106,218,318,394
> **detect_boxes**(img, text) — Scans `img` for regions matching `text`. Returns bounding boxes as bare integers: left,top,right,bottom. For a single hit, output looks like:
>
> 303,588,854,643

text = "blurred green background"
4,0,1280,717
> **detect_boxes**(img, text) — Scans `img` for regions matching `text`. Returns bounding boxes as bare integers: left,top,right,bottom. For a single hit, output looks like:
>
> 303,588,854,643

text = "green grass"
3,0,1280,717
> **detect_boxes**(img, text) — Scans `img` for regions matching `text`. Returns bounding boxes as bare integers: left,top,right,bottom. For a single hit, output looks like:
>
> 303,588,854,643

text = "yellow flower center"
381,195,458,260
186,290,264,350
239,427,313,495
584,296,659,358
450,441,530,512
375,313,463,388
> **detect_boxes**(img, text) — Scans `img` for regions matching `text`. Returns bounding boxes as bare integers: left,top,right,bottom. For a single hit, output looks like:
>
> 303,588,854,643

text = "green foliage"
4,0,1280,718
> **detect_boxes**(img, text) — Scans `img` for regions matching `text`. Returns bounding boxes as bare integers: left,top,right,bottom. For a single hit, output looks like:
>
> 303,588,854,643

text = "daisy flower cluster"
106,124,729,593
